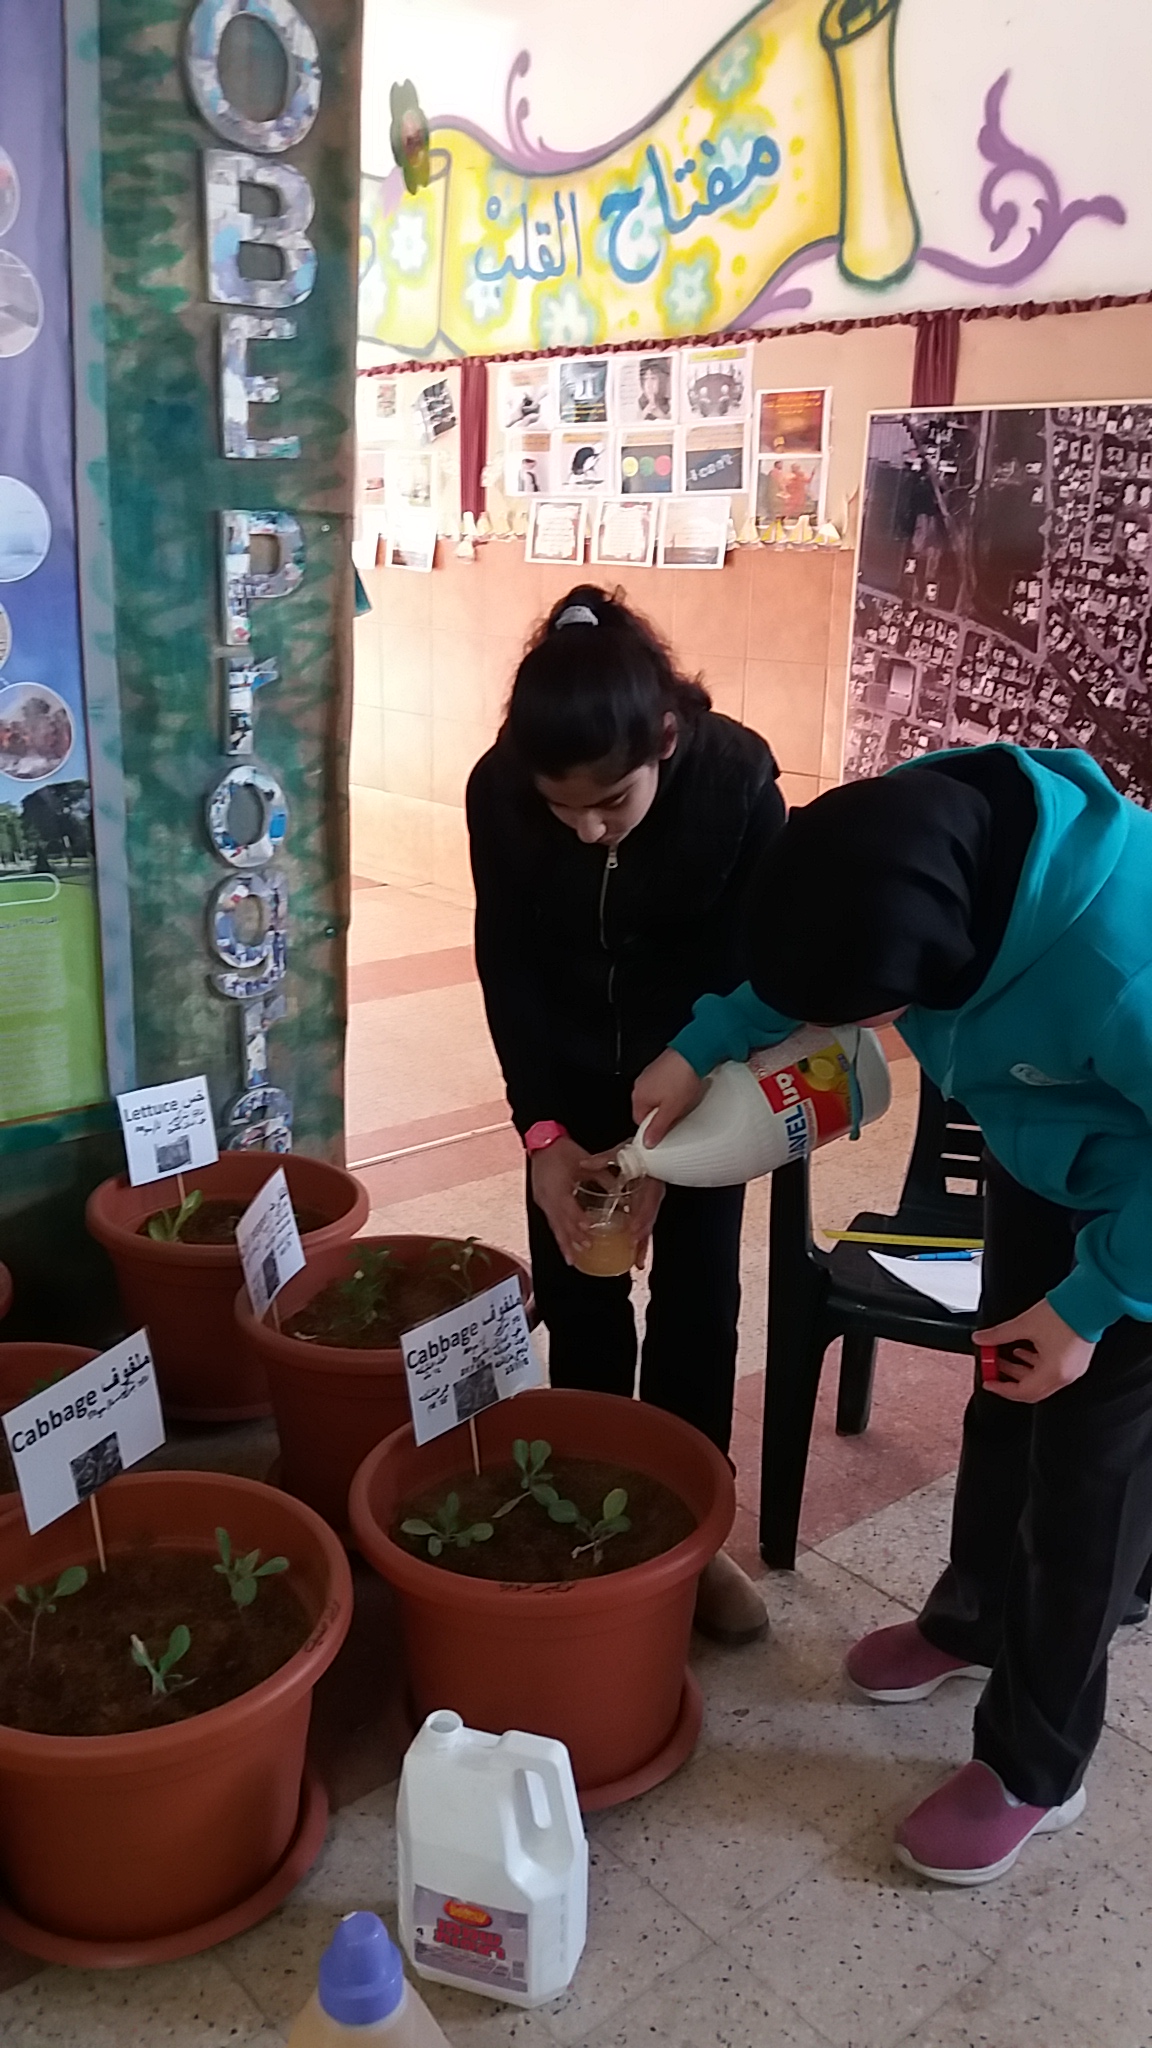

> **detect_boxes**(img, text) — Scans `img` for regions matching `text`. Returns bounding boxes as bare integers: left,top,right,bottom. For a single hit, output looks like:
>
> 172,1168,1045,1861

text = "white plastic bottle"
287,1912,452,2047
616,1024,891,1188
397,1709,588,2009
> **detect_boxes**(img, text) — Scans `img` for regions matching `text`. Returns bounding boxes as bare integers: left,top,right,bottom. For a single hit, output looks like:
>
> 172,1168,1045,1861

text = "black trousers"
919,1152,1152,1806
525,1073,744,1455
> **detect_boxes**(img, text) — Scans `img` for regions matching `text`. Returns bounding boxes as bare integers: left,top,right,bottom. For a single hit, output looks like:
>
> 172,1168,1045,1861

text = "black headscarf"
745,760,1028,1023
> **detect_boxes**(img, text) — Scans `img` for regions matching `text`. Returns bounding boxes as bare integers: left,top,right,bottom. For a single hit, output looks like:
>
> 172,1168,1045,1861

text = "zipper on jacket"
599,847,623,1073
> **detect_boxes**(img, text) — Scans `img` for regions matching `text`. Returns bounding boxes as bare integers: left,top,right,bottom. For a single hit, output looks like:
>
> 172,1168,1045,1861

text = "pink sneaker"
845,1621,991,1702
896,1760,1086,1884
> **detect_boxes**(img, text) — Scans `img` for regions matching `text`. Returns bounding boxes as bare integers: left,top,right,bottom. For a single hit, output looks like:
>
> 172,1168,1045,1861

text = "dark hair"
505,584,711,781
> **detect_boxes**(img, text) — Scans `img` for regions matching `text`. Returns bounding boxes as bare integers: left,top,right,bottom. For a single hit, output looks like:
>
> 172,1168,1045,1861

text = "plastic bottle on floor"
616,1024,891,1188
287,1912,452,2046
397,1709,588,2008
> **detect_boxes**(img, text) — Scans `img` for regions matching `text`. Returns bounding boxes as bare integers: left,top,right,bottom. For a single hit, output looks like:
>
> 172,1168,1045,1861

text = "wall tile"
779,771,820,811
383,709,433,801
748,550,836,663
829,546,860,672
698,655,744,722
380,622,433,715
352,613,381,709
432,718,492,809
481,636,520,729
431,627,486,724
431,800,473,898
430,552,483,632
349,700,384,790
673,549,750,659
371,561,432,631
744,659,826,776
349,784,391,884
822,665,849,783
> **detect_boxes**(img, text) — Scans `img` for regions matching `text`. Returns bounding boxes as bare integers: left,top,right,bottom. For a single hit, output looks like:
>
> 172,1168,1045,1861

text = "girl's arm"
669,981,799,1077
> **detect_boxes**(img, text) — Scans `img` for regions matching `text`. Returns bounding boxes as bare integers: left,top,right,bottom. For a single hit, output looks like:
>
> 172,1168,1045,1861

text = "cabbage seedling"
12,1565,88,1662
214,1527,289,1609
402,1492,494,1558
147,1189,204,1242
130,1625,191,1697
571,1489,631,1568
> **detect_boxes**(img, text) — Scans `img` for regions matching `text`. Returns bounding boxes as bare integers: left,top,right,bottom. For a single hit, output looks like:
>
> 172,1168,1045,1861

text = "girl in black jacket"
466,585,785,1644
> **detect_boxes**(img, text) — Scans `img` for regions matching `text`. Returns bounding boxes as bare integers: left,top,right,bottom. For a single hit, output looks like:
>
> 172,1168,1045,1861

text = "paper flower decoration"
389,80,431,194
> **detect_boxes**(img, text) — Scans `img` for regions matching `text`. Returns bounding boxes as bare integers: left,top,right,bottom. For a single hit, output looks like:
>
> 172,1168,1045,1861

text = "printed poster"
592,498,657,569
0,0,107,1125
618,427,676,497
612,351,677,426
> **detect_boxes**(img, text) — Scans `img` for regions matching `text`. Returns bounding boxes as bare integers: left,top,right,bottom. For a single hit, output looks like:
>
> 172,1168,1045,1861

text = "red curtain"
459,356,488,519
911,310,961,407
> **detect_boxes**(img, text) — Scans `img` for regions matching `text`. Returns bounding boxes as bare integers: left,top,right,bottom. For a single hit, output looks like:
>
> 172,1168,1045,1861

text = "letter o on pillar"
185,0,321,155
206,763,288,869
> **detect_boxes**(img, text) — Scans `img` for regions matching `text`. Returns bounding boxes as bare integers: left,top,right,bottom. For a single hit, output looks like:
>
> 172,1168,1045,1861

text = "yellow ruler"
823,1231,984,1250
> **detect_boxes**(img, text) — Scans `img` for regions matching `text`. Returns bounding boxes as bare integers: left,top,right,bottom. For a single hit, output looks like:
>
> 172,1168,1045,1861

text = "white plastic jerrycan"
287,1912,452,2047
616,1024,891,1188
397,1710,588,2009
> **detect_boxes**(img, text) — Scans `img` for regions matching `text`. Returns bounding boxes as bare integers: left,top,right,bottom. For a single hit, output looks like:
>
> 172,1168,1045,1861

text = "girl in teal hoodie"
633,743,1152,1885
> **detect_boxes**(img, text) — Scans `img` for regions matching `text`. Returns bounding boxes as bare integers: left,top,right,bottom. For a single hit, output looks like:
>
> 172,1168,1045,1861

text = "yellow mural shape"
361,0,918,358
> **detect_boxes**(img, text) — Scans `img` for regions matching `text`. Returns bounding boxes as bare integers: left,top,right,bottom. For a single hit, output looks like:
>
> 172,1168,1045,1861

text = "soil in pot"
139,1199,330,1246
0,1550,310,1737
394,1454,696,1584
285,1240,500,1350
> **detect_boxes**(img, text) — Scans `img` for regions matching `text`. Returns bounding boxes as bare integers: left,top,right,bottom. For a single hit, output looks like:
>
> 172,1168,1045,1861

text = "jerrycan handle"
518,1768,552,1833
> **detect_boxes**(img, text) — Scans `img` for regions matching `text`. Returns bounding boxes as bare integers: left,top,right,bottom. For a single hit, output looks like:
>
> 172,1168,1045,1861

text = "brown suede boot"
693,1551,770,1647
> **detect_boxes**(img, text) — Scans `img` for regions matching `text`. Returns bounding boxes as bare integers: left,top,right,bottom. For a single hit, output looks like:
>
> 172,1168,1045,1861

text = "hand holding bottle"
631,1050,706,1145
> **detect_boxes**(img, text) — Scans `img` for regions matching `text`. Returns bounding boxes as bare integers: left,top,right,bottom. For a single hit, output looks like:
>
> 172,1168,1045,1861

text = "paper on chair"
869,1251,983,1315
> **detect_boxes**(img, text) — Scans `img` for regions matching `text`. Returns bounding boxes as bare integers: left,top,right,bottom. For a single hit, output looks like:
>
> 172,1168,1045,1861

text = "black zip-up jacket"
466,711,785,1134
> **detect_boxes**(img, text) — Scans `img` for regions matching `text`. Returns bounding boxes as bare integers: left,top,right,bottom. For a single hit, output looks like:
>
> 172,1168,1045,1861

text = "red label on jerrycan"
750,1040,854,1163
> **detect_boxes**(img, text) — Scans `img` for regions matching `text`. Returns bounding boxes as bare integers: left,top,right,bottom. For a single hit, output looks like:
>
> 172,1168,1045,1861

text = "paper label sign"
236,1167,305,1320
3,1333,165,1535
116,1075,219,1187
401,1274,540,1447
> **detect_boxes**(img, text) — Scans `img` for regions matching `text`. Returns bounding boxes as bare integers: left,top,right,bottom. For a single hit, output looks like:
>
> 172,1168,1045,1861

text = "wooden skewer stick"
90,1495,108,1575
469,1416,481,1478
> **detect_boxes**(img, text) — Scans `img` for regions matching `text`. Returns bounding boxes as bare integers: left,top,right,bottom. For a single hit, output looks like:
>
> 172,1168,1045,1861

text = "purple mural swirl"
919,73,1125,287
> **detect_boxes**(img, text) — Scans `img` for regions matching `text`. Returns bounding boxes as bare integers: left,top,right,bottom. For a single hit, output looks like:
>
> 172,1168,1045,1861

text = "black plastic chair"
759,1074,984,1568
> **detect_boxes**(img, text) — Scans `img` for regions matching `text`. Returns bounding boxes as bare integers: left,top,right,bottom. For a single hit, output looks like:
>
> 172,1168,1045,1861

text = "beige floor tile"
348,884,474,964
725,1837,985,2048
417,1981,560,2047
815,1477,956,1613
346,983,505,1134
0,1956,277,2046
367,1166,530,1265
694,1550,916,1715
1003,1853,1152,2043
1101,1618,1152,1752
580,1943,833,2048
540,1839,711,2045
899,1958,1088,2047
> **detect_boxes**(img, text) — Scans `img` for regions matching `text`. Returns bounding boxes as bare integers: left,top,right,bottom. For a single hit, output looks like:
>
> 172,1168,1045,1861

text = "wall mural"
360,0,1131,360
845,405,1152,804
101,0,360,1158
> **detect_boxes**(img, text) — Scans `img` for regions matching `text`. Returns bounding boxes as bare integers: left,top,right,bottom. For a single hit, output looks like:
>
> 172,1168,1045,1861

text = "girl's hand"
976,1298,1096,1403
631,1050,706,1145
530,1137,591,1266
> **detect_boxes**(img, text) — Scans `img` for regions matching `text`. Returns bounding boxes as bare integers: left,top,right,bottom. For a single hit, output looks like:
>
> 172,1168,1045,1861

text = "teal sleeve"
1048,967,1152,1340
669,982,799,1077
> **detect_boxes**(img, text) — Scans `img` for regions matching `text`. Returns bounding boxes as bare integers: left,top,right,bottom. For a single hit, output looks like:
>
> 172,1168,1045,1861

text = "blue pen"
913,1251,977,1262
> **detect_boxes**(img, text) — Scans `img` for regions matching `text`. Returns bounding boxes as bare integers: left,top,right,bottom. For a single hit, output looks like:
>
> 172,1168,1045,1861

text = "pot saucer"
0,1764,328,1968
578,1672,703,1813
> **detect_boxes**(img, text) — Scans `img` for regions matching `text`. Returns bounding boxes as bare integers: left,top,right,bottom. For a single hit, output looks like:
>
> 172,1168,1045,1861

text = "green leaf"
607,1515,631,1534
602,1489,629,1522
402,1518,436,1537
548,1498,580,1525
216,1528,232,1569
472,1523,494,1542
160,1625,191,1674
147,1210,176,1242
238,1549,261,1576
14,1585,31,1608
54,1566,88,1599
444,1493,460,1521
456,1530,473,1548
531,1483,559,1507
530,1440,551,1473
129,1635,150,1670
233,1577,258,1608
428,1535,443,1558
512,1438,529,1472
254,1556,289,1577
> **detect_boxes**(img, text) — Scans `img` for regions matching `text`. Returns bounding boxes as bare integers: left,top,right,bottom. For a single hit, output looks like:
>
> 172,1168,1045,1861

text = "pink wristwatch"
524,1120,568,1154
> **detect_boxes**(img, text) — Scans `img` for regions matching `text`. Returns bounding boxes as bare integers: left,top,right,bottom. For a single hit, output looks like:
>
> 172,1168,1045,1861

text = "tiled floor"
6,878,1151,2046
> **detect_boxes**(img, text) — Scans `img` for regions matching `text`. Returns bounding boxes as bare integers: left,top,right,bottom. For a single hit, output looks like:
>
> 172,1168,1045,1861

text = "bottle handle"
514,1758,575,1845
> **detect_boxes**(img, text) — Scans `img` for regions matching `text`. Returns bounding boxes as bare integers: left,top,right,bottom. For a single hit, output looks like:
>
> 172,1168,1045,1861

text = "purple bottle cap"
318,1912,406,2026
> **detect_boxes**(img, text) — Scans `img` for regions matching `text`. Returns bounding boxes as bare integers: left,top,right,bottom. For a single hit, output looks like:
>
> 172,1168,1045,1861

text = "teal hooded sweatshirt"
670,746,1152,1343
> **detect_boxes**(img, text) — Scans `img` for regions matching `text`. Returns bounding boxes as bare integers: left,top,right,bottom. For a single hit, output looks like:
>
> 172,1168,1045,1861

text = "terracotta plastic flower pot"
237,1234,535,1534
0,1345,98,1512
86,1152,370,1422
0,1468,352,1967
349,1388,734,1810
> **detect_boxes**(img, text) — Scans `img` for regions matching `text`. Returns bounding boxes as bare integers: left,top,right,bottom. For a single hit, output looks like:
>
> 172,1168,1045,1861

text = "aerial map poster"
844,405,1152,806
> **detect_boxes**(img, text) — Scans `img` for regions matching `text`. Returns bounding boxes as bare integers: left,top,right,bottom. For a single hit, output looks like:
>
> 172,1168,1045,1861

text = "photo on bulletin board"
505,430,553,496
418,378,457,442
557,356,610,425
612,350,677,426
656,495,730,571
385,447,434,513
554,428,612,492
683,422,748,495
592,498,657,569
618,427,676,496
498,359,555,432
525,497,588,567
756,387,829,457
757,456,825,526
681,343,753,424
386,505,437,573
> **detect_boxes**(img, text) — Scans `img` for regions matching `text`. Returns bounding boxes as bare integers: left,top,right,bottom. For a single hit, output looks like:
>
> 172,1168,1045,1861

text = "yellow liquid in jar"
572,1222,635,1278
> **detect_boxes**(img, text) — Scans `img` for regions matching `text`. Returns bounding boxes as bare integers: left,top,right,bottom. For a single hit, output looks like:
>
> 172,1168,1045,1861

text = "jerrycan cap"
318,1911,406,2025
